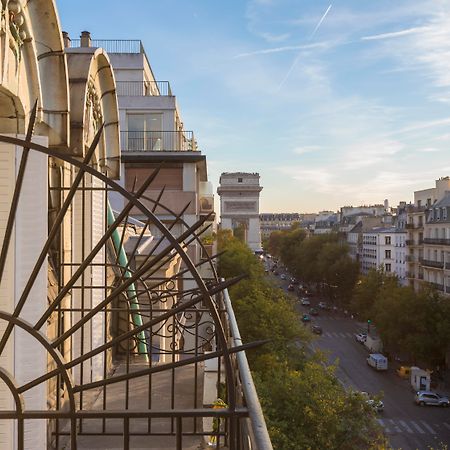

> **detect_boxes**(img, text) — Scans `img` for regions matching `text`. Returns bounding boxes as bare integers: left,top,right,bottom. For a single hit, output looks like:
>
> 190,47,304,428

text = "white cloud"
291,146,322,155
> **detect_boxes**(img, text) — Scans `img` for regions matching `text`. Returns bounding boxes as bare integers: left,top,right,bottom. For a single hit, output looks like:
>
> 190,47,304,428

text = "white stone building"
406,177,450,292
361,227,407,284
217,172,263,252
259,213,300,240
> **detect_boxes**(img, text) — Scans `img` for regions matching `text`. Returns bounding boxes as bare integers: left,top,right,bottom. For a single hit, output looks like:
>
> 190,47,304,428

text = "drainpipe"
107,202,149,361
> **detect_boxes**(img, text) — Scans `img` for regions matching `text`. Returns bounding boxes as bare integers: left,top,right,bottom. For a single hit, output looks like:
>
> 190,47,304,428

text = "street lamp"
367,319,371,335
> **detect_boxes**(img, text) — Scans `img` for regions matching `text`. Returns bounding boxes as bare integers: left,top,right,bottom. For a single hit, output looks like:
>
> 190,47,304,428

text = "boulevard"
270,262,450,450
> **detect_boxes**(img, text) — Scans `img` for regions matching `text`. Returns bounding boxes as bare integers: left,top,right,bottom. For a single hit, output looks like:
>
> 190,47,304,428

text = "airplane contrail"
276,4,332,91
310,4,332,40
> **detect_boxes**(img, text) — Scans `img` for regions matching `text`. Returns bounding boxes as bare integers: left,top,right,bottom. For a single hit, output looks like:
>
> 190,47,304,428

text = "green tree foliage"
352,269,450,367
255,361,386,450
273,231,359,305
217,230,384,449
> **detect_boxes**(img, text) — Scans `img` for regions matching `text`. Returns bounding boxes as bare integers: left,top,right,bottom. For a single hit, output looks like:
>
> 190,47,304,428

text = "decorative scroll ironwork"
0,120,262,449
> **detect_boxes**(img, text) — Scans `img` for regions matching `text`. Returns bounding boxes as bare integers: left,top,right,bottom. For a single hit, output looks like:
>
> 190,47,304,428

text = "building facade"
259,213,300,240
406,177,450,293
361,227,407,284
0,4,269,449
217,172,263,252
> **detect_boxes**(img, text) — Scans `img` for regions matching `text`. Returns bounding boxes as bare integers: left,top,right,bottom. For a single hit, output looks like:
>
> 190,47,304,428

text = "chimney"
80,31,91,47
62,31,71,48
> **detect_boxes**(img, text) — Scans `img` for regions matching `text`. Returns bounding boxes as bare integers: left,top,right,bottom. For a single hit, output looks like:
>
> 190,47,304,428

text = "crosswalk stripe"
410,421,425,434
339,333,347,338
377,418,391,433
345,332,353,338
420,421,436,435
389,419,401,433
332,332,340,338
443,422,450,431
399,420,413,434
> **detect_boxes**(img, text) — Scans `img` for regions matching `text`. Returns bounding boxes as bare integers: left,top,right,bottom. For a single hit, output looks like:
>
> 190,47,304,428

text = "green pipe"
107,202,149,361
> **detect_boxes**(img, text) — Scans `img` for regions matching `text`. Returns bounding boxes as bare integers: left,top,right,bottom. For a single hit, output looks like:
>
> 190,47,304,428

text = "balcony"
121,131,198,152
405,239,414,246
406,255,415,262
430,282,445,292
71,38,144,53
406,272,414,278
423,238,450,246
420,258,444,269
116,81,172,96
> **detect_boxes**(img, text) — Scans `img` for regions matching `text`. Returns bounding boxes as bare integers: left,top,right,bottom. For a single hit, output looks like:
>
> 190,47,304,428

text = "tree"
217,230,384,449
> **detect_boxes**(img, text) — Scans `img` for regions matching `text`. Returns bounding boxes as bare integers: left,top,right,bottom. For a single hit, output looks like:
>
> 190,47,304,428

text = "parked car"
311,325,323,335
300,298,310,306
287,284,295,291
302,314,311,323
318,301,328,309
290,278,299,285
355,332,367,344
415,391,449,407
359,392,384,413
309,308,319,316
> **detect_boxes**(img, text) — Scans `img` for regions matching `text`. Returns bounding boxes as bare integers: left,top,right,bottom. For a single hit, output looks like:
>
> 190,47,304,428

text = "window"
417,200,422,207
385,263,391,272
385,250,391,259
385,236,391,245
443,208,448,220
436,208,441,220
127,113,163,150
238,178,243,183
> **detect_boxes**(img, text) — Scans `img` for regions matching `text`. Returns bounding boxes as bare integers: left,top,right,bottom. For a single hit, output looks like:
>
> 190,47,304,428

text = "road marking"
345,332,353,338
377,418,391,433
399,420,413,434
389,419,401,433
443,422,450,431
410,421,425,434
339,333,347,338
420,421,436,435
332,332,340,338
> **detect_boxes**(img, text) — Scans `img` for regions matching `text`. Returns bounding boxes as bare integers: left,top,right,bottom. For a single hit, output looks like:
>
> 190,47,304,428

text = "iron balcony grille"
422,238,450,246
116,81,172,96
0,122,271,449
121,131,198,152
70,39,143,53
419,258,444,269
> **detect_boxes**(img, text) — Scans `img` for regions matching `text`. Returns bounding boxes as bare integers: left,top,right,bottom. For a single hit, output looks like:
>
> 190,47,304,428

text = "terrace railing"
116,81,172,96
121,130,197,152
71,39,143,53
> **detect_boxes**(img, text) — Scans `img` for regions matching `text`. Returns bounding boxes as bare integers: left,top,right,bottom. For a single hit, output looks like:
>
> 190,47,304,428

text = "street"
268,262,450,450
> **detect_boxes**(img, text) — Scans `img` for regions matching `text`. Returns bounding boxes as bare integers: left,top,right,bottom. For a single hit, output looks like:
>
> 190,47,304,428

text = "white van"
367,353,388,371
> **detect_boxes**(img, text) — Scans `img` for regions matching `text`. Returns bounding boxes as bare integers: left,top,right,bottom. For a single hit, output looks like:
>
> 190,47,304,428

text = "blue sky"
58,0,450,213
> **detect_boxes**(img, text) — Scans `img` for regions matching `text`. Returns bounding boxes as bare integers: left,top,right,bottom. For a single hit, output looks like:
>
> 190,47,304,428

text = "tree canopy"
217,230,385,449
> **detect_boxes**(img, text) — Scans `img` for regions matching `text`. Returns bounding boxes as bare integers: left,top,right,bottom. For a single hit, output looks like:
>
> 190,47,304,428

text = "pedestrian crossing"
318,331,355,339
376,418,450,435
